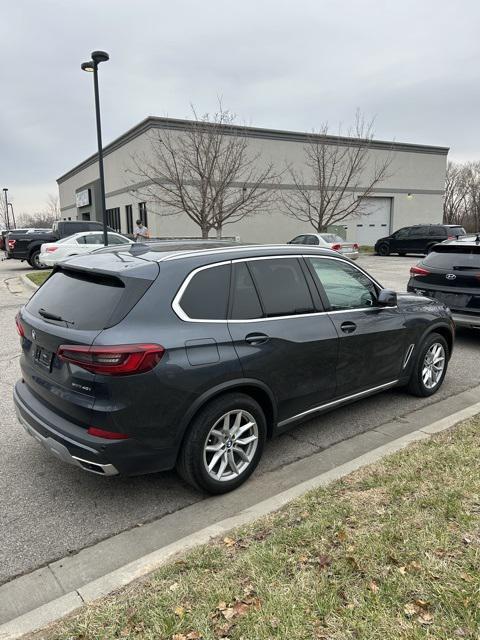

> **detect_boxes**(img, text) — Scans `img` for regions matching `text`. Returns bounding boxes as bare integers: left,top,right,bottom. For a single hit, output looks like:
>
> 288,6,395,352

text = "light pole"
81,50,110,246
2,188,10,231
8,203,16,229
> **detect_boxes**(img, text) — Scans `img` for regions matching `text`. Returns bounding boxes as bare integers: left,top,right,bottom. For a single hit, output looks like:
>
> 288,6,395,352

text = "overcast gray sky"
1,0,480,216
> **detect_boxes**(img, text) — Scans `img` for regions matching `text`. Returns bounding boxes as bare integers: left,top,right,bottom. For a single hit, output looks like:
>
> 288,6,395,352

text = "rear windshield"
424,245,480,270
320,234,343,243
26,270,125,330
448,227,466,236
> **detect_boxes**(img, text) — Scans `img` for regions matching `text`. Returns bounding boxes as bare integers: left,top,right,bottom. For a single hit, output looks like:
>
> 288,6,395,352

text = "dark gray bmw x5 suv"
14,242,454,493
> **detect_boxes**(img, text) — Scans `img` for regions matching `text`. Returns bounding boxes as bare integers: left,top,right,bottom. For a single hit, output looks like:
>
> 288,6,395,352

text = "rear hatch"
18,252,159,426
409,244,480,313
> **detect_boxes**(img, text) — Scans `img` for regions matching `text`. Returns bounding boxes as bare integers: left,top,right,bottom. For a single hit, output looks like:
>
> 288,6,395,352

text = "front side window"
248,258,314,317
394,228,410,239
179,264,230,320
308,258,377,310
290,236,306,245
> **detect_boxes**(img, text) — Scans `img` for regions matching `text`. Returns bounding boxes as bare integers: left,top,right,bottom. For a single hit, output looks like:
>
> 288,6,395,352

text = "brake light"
7,239,16,250
353,243,359,250
15,313,25,337
331,243,342,251
87,427,130,440
447,235,454,240
57,343,165,375
46,246,58,253
410,266,430,277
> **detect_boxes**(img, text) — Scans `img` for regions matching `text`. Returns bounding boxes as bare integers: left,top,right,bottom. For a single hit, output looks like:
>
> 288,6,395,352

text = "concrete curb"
1,400,479,640
20,274,38,291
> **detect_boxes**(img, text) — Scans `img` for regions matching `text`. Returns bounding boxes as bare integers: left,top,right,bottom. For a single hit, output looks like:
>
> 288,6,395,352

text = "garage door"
346,197,391,246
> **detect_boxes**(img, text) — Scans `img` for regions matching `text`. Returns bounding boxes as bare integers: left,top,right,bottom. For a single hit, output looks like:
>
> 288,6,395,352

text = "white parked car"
39,231,133,267
288,233,359,260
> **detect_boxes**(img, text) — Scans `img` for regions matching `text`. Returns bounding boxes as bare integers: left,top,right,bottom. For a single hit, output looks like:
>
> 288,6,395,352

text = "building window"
106,207,121,232
138,202,148,227
125,205,133,234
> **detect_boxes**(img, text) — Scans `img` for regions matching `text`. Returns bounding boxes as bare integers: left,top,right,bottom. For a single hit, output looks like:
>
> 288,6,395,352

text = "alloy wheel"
422,342,445,389
203,410,259,482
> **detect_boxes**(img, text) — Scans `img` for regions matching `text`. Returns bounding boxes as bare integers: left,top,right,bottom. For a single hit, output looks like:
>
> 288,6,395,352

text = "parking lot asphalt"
1,254,479,586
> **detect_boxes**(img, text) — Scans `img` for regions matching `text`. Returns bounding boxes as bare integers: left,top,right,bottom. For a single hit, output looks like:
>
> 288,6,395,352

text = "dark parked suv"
14,243,454,493
375,224,466,256
407,235,480,329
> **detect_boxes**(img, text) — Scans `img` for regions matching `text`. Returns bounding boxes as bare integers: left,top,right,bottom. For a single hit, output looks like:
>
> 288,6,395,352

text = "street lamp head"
2,188,7,193
81,61,95,72
91,50,109,64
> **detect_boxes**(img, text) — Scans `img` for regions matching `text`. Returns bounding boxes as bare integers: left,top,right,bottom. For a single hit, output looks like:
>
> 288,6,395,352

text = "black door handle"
245,332,269,345
340,321,357,334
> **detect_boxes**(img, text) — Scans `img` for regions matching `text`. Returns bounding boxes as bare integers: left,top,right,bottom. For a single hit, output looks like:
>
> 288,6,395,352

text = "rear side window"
248,258,314,317
305,236,319,245
26,271,125,330
430,227,446,236
412,226,429,236
179,264,230,320
230,262,262,320
424,247,480,270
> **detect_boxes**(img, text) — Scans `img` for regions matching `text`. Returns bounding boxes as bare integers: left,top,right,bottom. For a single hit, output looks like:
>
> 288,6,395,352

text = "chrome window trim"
171,254,387,323
278,380,399,427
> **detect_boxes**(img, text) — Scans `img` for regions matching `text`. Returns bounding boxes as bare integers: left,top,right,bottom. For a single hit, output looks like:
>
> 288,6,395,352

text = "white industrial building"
57,117,448,245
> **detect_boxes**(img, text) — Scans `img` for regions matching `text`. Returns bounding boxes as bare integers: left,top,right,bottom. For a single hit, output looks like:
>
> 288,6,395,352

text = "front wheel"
28,250,48,270
406,333,448,397
176,393,266,494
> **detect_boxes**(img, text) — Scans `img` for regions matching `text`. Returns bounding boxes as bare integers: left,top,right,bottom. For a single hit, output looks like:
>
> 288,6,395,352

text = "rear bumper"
341,250,359,260
39,253,55,266
452,312,480,328
14,381,177,476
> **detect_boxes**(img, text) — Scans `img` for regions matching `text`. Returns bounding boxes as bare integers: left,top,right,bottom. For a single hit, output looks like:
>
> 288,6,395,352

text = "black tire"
28,250,48,270
406,333,449,397
398,252,406,257
176,393,266,494
377,243,390,256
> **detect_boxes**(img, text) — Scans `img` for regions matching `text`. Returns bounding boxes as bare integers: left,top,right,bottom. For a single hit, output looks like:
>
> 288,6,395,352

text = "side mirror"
377,288,397,307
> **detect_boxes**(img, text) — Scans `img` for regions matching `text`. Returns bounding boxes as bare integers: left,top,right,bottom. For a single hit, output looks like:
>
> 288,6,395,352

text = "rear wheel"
398,252,406,257
28,250,48,270
377,243,390,256
406,333,448,397
176,393,266,494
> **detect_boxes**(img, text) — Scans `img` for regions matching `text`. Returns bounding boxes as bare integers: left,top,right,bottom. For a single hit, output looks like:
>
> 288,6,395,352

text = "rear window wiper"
38,308,74,325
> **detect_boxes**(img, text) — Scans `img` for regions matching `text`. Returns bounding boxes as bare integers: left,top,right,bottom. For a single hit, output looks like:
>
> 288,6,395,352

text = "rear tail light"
7,239,16,250
410,266,430,277
87,426,130,440
331,243,342,251
46,246,58,253
447,235,454,240
15,313,25,337
57,343,165,375
353,243,359,250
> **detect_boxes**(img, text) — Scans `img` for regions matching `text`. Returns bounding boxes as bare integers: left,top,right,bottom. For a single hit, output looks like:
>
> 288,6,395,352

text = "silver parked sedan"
288,233,359,260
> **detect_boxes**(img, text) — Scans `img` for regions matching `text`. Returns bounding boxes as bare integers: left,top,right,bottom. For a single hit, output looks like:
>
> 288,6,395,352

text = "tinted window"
75,236,87,245
230,262,262,319
424,247,480,270
108,233,130,245
248,258,314,317
449,227,466,236
430,226,446,236
180,264,230,320
309,258,377,310
394,228,410,239
411,226,429,236
26,271,125,330
290,236,306,245
320,234,343,243
305,235,319,245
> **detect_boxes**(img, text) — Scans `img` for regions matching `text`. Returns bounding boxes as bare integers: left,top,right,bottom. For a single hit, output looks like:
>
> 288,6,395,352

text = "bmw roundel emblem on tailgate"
31,329,36,341
446,273,456,280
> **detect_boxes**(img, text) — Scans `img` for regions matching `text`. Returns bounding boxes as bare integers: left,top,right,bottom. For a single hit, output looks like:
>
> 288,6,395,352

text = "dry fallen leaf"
223,537,236,547
417,612,434,626
169,582,180,592
460,572,474,583
398,566,407,575
172,634,187,640
414,599,429,610
174,605,186,618
368,581,379,594
462,535,473,545
404,603,417,617
186,632,202,639
317,554,332,569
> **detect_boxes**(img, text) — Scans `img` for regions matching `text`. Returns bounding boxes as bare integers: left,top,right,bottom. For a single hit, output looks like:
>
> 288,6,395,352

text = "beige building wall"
57,118,448,244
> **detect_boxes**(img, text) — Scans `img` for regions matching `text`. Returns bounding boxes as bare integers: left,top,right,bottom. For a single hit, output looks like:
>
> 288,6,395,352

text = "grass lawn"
38,418,480,640
26,270,52,286
358,245,375,254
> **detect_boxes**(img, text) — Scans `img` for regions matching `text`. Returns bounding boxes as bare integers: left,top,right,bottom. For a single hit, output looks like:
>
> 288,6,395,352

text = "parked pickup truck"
6,221,114,269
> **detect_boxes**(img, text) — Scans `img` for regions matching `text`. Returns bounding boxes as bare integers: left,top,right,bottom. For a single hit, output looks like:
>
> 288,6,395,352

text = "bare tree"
463,161,480,232
129,107,278,238
0,199,8,230
282,112,393,232
45,193,61,220
16,211,57,228
443,161,467,226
